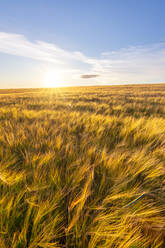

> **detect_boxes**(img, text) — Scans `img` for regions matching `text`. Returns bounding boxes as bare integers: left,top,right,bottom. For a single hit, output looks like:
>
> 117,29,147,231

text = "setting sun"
43,70,65,88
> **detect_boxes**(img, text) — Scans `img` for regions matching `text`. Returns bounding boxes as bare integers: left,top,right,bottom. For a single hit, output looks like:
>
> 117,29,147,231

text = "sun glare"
44,71,65,88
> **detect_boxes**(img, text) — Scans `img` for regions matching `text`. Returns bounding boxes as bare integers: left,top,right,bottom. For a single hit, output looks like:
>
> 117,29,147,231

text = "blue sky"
0,0,165,88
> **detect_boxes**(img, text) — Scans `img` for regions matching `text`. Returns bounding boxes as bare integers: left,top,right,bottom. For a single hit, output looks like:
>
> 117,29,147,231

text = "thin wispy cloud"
0,32,89,65
0,31,165,85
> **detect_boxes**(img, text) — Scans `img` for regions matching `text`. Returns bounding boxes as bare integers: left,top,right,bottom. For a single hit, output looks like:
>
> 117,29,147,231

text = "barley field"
0,84,165,248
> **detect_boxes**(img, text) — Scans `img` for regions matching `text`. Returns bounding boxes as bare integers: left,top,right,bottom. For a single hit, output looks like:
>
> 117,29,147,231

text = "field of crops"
0,84,165,248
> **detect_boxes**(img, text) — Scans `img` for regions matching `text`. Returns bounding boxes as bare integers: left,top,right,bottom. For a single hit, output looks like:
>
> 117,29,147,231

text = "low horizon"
0,82,164,91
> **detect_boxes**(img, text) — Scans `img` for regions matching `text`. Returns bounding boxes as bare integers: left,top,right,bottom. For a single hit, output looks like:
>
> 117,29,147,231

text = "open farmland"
0,84,165,248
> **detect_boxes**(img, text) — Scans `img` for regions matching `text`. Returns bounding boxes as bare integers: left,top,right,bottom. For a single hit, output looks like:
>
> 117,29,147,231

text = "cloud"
0,31,165,84
81,74,99,79
0,32,90,66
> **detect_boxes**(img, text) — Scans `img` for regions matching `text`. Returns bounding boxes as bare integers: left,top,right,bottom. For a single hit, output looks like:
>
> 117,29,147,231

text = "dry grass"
0,84,165,248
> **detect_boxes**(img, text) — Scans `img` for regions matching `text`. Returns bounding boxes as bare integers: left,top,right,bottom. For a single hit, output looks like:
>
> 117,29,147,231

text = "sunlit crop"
0,84,165,248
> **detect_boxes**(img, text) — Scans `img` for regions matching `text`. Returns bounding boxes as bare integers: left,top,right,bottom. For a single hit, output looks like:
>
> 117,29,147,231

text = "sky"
0,0,165,88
